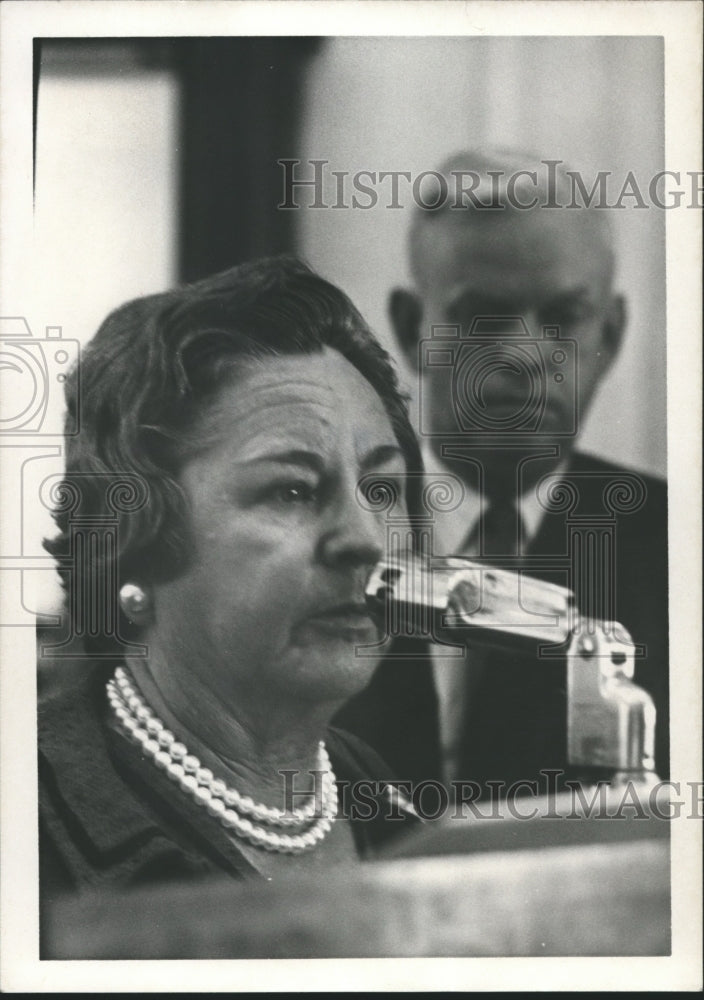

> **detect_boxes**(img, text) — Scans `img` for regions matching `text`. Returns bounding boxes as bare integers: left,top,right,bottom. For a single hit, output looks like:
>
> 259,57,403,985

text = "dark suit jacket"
335,452,669,794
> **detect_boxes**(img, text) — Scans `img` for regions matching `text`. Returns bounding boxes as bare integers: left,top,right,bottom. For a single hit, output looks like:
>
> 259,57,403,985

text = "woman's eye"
272,482,317,505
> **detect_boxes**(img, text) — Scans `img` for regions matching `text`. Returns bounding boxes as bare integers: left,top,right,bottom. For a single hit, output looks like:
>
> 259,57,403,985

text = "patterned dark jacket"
39,661,418,916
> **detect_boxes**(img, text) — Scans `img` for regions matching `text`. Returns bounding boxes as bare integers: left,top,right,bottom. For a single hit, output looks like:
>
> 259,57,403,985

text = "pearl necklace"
106,666,338,854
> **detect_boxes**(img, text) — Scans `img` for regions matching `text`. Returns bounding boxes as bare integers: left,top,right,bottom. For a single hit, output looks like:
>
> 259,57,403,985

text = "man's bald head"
408,149,616,291
392,147,627,488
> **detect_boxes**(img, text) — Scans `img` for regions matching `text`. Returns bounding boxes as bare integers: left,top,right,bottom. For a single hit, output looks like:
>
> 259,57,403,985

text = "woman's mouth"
302,603,377,637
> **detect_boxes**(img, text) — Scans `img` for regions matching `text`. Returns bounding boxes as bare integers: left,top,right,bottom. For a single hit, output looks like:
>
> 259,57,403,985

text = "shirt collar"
421,444,567,554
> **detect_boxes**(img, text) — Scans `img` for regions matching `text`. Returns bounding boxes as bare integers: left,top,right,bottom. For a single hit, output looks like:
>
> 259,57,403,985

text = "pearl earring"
119,583,150,622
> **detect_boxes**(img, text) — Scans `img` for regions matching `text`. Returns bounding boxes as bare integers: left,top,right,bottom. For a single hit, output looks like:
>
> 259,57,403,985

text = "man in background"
337,150,669,796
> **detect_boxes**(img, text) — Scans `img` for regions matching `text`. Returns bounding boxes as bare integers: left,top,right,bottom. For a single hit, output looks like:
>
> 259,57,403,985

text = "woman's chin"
282,643,381,704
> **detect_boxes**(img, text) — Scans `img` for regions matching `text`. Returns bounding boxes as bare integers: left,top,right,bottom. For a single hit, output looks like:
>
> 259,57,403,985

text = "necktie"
435,499,526,785
471,496,526,559
449,499,528,791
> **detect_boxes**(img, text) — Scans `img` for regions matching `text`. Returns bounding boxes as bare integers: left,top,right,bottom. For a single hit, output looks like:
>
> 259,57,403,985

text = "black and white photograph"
0,0,701,992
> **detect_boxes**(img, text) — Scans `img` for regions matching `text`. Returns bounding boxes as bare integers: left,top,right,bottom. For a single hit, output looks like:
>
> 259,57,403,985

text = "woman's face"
151,347,408,715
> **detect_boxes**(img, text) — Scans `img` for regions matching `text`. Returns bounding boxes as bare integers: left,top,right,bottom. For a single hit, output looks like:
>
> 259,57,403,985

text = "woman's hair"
45,256,422,649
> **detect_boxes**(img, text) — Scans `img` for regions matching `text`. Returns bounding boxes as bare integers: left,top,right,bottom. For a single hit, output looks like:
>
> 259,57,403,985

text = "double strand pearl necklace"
106,666,338,855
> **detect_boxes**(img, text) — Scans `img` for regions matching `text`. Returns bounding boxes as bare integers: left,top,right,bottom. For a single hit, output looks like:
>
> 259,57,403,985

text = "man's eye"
542,305,595,326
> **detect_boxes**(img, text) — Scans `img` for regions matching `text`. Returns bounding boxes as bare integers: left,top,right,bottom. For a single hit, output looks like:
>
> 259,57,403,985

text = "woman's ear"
388,288,423,368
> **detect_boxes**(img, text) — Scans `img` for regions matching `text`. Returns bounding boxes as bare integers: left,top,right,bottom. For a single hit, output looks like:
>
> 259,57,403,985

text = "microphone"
365,552,575,652
365,553,658,779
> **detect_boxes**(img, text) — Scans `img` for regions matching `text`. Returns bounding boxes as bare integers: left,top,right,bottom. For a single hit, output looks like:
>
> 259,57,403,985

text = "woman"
39,257,423,905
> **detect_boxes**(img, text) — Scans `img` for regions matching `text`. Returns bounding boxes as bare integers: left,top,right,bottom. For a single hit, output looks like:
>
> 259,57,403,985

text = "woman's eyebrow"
241,448,326,472
240,444,404,473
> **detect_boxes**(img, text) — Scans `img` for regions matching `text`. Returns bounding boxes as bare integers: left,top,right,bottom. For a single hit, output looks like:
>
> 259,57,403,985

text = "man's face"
409,208,623,486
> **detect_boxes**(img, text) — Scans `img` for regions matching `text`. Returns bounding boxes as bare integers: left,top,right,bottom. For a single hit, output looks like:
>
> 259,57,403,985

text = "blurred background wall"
34,42,180,366
28,35,666,614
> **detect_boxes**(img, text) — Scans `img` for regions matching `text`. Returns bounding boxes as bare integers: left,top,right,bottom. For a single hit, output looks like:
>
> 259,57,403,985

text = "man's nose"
481,311,542,365
317,488,385,570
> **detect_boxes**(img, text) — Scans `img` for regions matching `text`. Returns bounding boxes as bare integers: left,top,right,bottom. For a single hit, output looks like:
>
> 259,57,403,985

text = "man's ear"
388,288,423,369
602,293,626,363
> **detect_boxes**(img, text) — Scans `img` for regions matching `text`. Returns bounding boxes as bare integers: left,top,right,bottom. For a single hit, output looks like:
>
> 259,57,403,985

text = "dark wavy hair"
45,256,422,651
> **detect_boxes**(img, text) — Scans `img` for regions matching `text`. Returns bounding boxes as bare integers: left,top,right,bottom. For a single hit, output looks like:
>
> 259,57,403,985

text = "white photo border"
1,0,701,992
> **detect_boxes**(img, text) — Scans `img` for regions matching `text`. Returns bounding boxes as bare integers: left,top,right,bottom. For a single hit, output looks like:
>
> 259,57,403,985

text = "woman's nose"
318,490,385,570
